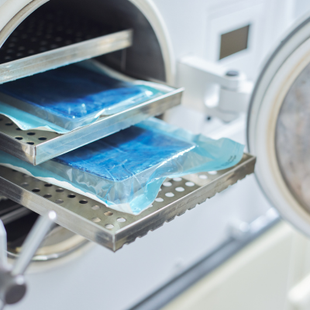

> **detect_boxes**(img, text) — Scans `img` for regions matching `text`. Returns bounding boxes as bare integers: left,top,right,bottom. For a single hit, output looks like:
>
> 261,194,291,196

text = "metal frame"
0,28,132,84
0,88,183,165
0,154,256,252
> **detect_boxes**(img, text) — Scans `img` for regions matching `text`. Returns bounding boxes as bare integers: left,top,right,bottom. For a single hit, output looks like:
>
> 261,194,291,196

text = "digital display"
219,25,250,60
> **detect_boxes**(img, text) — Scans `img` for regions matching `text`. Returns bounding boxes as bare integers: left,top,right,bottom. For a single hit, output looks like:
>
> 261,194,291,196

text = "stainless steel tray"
0,29,132,84
0,154,256,252
0,87,183,165
0,3,133,84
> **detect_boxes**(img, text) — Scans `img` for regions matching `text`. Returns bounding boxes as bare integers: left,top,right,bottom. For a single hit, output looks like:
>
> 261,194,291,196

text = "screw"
226,70,239,77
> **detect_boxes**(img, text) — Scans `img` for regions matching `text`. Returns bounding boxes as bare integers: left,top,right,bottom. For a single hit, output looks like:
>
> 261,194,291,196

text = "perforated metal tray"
0,5,133,84
0,154,256,252
0,29,132,84
0,87,183,165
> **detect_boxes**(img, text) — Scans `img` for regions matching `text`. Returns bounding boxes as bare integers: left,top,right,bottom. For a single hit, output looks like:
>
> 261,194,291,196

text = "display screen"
219,25,250,60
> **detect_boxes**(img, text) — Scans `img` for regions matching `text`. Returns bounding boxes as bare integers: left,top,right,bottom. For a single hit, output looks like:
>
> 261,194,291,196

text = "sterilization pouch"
0,118,244,214
0,63,164,132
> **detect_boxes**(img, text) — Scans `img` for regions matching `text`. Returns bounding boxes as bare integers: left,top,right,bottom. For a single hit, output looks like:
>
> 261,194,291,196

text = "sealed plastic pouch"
0,118,244,214
0,62,163,131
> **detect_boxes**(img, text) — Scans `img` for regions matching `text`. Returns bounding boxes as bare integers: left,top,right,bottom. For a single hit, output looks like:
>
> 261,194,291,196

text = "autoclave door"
247,12,310,237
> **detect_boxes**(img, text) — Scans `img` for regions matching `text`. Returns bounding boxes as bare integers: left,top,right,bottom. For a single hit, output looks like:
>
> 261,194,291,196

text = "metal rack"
0,7,132,84
0,88,182,165
0,154,256,252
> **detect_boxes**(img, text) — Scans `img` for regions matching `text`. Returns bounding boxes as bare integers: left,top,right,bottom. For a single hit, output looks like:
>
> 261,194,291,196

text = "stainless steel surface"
0,198,88,261
0,3,132,84
0,87,182,165
0,1,49,50
7,223,88,262
87,0,167,82
0,29,132,84
0,221,7,268
276,62,310,212
0,207,31,225
0,0,168,84
12,211,56,276
0,154,255,252
0,212,56,308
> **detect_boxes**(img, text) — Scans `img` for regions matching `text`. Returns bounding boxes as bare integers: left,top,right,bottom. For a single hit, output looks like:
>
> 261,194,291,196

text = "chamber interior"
0,0,166,82
0,197,87,261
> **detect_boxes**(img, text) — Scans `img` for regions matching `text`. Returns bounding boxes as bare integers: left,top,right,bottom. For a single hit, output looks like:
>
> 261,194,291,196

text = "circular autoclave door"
248,13,310,236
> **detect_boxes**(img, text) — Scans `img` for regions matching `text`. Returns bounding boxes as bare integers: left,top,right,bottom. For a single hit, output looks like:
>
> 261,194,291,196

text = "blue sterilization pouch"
0,62,163,132
0,118,244,214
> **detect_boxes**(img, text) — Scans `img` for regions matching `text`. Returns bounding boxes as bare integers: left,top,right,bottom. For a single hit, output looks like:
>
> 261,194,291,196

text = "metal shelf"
0,154,256,252
0,6,132,84
0,87,183,165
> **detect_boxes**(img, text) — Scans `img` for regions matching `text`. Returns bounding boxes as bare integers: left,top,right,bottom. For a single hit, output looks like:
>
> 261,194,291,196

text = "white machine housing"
0,0,309,309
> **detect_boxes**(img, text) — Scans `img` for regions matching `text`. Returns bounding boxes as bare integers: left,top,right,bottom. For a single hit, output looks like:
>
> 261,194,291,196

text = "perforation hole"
117,217,126,223
79,199,88,204
155,197,164,202
15,136,23,140
32,188,40,193
173,177,182,182
185,182,195,187
27,132,35,136
199,174,208,179
68,194,76,198
92,205,100,210
43,193,52,198
104,211,113,216
56,188,64,192
92,217,101,223
27,142,34,145
44,183,53,187
208,171,217,175
38,137,47,141
5,123,13,126
55,199,63,204
175,187,185,192
165,192,174,198
105,224,114,230
163,182,172,187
